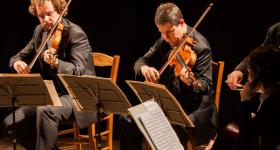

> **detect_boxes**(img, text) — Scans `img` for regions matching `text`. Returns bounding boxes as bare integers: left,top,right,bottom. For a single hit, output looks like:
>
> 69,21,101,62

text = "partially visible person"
227,22,280,90
119,2,217,150
1,0,96,149
239,45,280,150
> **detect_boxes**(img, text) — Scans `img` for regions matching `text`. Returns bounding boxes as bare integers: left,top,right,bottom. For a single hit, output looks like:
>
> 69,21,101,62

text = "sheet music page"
128,102,157,149
139,100,184,150
128,99,183,150
44,80,62,106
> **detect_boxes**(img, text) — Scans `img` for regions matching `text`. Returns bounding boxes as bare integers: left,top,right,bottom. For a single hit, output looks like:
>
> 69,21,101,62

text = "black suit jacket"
9,18,97,128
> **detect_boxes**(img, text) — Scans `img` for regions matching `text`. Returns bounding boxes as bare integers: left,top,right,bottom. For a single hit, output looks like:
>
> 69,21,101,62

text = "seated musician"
1,0,97,149
118,2,217,150
239,45,280,150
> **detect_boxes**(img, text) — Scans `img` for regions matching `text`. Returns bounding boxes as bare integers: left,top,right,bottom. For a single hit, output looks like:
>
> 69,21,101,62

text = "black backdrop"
1,0,279,149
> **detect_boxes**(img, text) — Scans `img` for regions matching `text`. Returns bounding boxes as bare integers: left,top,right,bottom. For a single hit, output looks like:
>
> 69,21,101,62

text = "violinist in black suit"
1,0,96,149
119,2,217,150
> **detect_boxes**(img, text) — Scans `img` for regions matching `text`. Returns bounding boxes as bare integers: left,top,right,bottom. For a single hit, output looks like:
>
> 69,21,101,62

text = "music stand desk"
126,80,194,127
0,73,61,150
58,74,131,114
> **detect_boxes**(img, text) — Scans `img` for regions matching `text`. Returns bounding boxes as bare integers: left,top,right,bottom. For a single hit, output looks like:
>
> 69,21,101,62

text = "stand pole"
12,96,17,150
96,103,103,150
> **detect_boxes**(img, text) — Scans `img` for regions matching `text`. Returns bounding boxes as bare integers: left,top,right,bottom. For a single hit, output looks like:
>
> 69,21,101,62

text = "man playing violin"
1,0,96,149
119,2,217,150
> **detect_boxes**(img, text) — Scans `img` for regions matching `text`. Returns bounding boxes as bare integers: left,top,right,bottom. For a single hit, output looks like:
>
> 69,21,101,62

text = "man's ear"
179,19,184,25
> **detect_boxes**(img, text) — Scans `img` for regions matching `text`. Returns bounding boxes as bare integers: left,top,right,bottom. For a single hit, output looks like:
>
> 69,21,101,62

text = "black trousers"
1,106,37,150
118,114,143,150
1,95,75,150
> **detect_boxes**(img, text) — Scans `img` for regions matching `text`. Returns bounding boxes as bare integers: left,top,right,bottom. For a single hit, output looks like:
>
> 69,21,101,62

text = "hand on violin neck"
140,65,160,83
43,48,58,66
179,67,193,85
179,67,201,88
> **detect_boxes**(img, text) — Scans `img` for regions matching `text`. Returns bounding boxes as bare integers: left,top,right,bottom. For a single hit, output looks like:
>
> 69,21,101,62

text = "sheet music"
129,100,183,150
43,80,62,106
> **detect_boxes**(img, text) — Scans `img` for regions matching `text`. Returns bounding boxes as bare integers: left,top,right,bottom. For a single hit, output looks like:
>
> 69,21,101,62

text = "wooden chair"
204,61,225,149
212,61,225,112
142,61,225,150
187,61,225,150
57,52,120,150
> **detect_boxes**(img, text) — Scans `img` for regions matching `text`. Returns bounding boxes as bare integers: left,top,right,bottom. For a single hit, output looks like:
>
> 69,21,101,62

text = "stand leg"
96,103,102,150
96,117,102,150
12,96,17,150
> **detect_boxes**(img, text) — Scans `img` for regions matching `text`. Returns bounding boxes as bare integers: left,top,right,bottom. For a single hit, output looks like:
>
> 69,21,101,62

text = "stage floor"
0,137,120,150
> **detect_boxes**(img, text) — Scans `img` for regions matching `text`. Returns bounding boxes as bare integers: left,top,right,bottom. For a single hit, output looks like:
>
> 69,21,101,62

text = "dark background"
0,0,279,149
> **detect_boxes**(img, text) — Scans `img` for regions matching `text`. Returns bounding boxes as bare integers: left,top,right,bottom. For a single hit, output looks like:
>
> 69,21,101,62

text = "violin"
169,37,198,77
168,36,201,87
158,3,213,88
46,22,64,64
51,22,64,50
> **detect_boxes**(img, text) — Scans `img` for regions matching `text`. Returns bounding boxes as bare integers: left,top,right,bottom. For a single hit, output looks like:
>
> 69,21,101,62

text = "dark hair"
154,2,183,26
247,45,280,85
28,0,68,17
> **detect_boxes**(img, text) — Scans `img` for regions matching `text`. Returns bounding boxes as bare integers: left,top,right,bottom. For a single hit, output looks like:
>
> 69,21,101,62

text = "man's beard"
42,23,53,31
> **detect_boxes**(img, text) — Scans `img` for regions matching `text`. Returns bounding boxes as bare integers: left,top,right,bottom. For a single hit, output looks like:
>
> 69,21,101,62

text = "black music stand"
57,74,132,150
126,80,195,149
0,73,61,150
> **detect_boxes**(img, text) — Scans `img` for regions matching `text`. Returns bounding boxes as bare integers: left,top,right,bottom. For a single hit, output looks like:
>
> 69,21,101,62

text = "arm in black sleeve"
134,38,167,80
